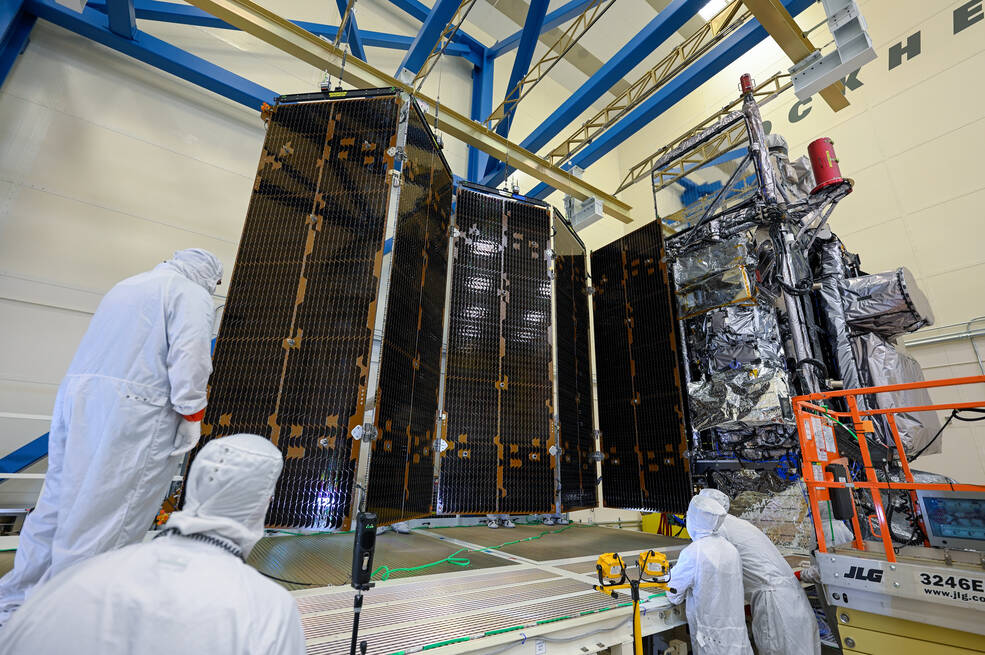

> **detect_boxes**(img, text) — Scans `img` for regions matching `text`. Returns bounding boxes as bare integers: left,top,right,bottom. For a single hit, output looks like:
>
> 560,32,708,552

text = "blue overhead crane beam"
84,1,470,56
483,0,706,188
467,51,494,181
0,0,36,89
493,0,549,140
334,0,366,62
388,0,486,59
489,0,595,58
105,0,136,38
26,0,277,111
526,0,813,199
396,0,465,76
0,433,48,475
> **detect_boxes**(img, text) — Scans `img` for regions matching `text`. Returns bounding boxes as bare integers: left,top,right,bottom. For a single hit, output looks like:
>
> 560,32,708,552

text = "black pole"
349,512,377,655
349,591,363,655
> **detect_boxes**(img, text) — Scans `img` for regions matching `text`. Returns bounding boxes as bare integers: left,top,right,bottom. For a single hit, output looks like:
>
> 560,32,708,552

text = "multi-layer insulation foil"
851,333,942,456
842,267,934,338
192,90,451,529
673,234,757,319
591,221,691,513
553,212,597,511
438,184,554,515
674,233,789,432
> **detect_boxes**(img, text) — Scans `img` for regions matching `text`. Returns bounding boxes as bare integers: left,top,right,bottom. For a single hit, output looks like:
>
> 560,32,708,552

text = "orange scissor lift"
793,375,985,653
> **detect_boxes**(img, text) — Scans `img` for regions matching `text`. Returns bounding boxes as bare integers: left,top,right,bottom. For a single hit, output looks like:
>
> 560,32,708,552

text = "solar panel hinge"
386,146,406,162
351,423,379,442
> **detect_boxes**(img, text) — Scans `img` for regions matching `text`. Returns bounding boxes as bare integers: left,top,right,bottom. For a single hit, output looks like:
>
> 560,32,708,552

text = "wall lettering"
954,0,984,34
889,32,921,70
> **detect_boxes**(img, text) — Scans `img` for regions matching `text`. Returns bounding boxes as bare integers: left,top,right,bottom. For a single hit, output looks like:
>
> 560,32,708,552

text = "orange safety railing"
793,375,985,563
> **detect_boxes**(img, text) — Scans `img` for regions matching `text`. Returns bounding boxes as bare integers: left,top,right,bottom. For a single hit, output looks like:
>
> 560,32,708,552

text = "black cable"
795,357,828,379
255,570,317,587
911,410,957,462
910,407,985,462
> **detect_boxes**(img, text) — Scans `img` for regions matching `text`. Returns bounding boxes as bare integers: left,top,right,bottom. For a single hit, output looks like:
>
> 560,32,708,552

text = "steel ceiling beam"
467,51,494,181
741,0,848,111
410,0,479,88
387,0,486,58
492,0,549,138
543,0,749,168
396,0,462,76
182,0,633,223
0,0,35,89
105,0,136,38
26,0,277,110
486,0,613,137
489,0,595,58
483,0,706,188
85,0,468,55
525,0,813,200
333,0,366,62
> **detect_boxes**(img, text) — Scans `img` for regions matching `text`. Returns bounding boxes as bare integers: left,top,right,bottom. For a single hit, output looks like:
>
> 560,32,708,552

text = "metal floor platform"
249,530,514,590
288,525,689,654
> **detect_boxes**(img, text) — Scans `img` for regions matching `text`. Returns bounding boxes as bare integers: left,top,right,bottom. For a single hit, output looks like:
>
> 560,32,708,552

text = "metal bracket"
351,423,379,442
386,146,407,162
389,169,402,187
589,451,604,463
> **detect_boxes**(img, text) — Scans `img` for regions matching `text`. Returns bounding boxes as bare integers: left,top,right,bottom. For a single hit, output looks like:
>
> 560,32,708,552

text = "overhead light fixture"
699,0,729,21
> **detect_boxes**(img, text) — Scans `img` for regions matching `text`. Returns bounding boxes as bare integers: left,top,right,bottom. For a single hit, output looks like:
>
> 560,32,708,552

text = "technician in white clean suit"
699,488,821,655
0,249,222,625
667,495,753,655
0,433,306,654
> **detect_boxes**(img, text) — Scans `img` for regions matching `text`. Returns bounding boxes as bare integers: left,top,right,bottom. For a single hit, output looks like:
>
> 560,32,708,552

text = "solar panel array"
590,221,692,513
365,104,452,525
553,213,598,511
438,185,554,515
193,91,450,529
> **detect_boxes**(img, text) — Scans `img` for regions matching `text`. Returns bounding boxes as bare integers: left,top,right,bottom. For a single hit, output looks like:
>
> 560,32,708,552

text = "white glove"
173,419,202,455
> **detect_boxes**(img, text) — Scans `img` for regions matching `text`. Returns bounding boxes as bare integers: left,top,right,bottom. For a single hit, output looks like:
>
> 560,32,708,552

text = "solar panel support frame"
349,93,412,519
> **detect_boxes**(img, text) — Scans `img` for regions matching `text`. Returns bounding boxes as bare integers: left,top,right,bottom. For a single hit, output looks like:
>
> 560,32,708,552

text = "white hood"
699,487,731,513
166,434,283,557
686,494,726,540
161,248,223,295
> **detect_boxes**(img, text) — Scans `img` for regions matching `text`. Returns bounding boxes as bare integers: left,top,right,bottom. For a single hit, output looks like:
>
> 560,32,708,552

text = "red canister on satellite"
808,137,849,195
739,73,754,95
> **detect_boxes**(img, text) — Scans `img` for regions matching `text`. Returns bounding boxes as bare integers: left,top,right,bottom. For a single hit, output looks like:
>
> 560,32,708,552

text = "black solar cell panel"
591,221,691,513
438,185,554,515
553,213,597,511
190,92,451,530
366,103,453,525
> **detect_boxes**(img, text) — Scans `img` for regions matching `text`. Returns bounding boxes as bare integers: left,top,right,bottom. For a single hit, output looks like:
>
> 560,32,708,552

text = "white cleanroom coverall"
0,434,306,655
0,249,222,625
699,488,821,655
667,495,753,655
